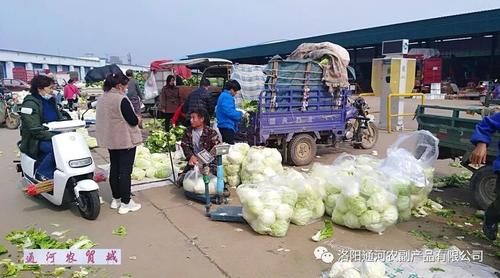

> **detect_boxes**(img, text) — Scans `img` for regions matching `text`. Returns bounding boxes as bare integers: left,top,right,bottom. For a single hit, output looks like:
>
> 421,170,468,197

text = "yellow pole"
387,94,392,133
386,93,425,133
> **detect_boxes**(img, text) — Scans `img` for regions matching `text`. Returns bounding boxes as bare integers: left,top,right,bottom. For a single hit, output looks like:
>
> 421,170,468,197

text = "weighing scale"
183,144,244,222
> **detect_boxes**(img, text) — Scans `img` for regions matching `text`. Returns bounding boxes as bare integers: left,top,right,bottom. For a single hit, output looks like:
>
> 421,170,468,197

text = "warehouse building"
188,9,500,91
0,49,148,82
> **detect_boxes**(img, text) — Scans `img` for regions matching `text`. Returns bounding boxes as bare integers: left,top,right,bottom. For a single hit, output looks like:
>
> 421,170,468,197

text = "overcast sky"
1,1,499,65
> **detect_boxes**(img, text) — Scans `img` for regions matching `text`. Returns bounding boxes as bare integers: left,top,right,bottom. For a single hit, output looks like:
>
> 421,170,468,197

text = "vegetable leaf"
112,226,127,237
0,245,7,256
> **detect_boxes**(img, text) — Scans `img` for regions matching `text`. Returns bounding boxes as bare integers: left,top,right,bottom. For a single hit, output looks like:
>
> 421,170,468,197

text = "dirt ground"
0,97,499,277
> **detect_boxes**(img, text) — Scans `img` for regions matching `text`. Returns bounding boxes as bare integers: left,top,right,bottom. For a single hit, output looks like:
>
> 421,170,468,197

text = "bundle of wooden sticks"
24,180,54,196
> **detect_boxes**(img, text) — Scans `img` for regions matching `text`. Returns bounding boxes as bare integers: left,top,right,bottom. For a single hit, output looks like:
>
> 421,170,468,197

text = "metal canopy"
188,9,500,60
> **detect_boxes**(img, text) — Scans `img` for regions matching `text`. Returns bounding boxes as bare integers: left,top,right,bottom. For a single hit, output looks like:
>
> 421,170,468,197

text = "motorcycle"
479,79,500,107
15,102,101,220
344,96,379,149
0,86,21,129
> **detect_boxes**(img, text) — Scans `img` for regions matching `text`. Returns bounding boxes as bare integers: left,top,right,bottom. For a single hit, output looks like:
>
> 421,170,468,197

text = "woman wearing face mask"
19,75,63,181
95,72,142,214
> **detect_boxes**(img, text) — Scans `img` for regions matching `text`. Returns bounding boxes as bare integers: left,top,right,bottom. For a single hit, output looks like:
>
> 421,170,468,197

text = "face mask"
42,94,53,100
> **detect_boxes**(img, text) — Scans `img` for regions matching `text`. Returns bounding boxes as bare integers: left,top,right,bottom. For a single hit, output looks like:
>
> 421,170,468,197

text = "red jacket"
64,83,79,100
172,104,184,126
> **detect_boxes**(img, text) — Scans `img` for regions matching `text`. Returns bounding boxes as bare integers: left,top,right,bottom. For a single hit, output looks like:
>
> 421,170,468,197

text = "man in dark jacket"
125,69,144,114
180,108,220,175
177,108,223,191
183,79,212,126
20,75,63,180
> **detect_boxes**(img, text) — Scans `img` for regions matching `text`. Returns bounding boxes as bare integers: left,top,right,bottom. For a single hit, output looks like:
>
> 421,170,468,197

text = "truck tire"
470,166,497,210
288,134,317,166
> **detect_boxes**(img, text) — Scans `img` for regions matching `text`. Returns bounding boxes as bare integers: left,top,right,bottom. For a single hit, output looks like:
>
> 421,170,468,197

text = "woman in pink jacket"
64,79,80,111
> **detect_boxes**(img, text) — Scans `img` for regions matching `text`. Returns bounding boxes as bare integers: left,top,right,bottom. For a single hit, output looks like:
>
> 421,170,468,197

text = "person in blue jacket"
470,112,500,240
216,80,246,144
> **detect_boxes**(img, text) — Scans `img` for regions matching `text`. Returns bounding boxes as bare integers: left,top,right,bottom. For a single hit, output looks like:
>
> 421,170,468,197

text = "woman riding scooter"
19,75,62,181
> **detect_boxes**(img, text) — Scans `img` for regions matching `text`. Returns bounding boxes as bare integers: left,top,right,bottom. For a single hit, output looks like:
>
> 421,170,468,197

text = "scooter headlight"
69,157,92,168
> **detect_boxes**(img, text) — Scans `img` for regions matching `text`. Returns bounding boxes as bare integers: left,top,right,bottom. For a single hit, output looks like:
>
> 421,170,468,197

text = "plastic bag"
270,169,325,226
237,183,298,237
144,72,159,100
240,147,283,184
388,130,439,167
330,172,398,233
222,143,250,187
378,131,438,218
182,166,217,194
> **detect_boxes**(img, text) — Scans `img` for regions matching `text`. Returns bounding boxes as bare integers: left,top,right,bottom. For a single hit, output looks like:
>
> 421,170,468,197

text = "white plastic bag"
237,183,298,237
270,169,325,226
144,72,159,100
182,166,217,194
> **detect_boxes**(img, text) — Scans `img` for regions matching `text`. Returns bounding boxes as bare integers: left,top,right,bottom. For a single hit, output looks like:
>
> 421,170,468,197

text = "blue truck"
239,59,378,166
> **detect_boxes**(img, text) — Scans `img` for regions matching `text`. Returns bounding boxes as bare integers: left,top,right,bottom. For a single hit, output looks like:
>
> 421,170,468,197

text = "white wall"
0,49,105,68
0,49,149,80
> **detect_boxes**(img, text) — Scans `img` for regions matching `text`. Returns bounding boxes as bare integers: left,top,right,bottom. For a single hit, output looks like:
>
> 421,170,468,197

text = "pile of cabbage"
222,143,250,187
311,131,437,234
237,183,298,237
240,147,283,184
270,169,325,225
312,155,401,233
131,145,173,181
76,128,97,149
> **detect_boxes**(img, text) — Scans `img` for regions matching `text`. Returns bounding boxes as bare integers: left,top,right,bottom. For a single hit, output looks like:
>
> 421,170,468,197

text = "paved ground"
0,97,499,277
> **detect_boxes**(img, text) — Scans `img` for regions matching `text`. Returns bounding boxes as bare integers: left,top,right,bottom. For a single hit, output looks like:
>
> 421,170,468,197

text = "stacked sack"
237,183,298,237
312,131,439,234
240,147,283,184
132,145,173,181
222,143,250,187
270,169,326,226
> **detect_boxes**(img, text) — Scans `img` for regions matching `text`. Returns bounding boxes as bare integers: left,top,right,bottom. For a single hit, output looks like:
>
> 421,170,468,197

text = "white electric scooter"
16,104,101,220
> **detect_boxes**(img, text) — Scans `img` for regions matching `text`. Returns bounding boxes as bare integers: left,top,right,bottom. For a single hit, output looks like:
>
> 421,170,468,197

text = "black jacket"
19,95,62,159
183,87,213,116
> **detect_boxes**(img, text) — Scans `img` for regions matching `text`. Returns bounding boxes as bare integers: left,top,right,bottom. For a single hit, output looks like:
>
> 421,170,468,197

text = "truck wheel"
77,190,101,220
470,166,497,210
6,115,20,129
288,134,317,166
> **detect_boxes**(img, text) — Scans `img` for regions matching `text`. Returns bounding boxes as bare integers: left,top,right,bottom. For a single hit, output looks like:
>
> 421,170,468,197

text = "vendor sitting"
177,108,229,197
19,75,62,181
178,108,220,183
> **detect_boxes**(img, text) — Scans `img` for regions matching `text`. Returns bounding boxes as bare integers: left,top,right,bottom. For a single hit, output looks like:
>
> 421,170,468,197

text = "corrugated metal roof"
188,9,500,60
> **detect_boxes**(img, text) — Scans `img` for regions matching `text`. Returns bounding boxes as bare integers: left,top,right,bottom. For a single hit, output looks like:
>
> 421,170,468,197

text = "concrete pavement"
0,97,499,277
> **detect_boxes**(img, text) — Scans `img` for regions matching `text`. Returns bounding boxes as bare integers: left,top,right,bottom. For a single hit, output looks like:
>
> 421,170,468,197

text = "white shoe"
118,199,141,214
110,198,121,209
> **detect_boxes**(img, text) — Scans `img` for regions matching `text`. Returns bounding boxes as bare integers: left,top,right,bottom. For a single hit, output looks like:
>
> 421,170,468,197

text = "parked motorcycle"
479,79,500,107
344,96,379,149
0,86,21,129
